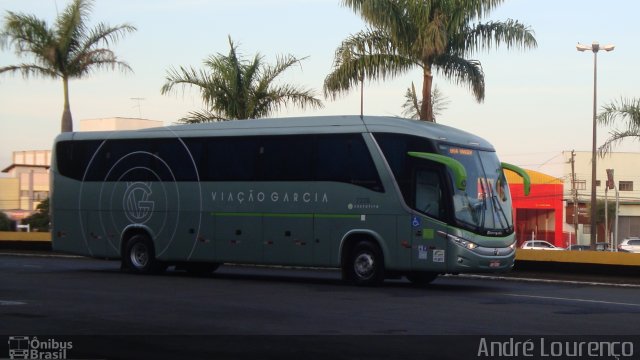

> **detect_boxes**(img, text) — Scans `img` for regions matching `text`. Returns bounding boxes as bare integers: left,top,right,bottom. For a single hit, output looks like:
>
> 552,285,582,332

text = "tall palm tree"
0,0,136,132
161,36,323,123
402,82,449,121
324,0,537,122
597,97,640,156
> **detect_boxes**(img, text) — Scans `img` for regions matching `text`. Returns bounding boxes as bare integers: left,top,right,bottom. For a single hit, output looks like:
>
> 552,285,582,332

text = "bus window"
415,169,443,220
206,137,260,181
260,135,313,181
315,134,383,192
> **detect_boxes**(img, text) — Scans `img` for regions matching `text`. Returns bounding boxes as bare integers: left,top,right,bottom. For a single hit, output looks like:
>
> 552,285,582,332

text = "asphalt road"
1,253,640,359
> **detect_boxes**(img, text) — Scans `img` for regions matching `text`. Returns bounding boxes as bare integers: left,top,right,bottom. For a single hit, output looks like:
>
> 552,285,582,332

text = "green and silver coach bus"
51,116,530,285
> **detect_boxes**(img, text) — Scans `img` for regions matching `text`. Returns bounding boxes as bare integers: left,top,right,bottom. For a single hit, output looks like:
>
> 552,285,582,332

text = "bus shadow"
79,263,502,294
162,265,501,294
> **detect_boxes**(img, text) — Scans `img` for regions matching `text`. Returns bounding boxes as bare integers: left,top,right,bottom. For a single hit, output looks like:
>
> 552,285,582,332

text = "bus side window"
415,169,443,219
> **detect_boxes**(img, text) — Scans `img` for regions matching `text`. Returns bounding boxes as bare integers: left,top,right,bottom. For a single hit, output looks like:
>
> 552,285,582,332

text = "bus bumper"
447,244,515,273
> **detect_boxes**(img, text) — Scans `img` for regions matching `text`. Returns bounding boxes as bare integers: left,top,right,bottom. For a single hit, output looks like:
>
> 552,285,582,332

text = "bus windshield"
439,144,514,236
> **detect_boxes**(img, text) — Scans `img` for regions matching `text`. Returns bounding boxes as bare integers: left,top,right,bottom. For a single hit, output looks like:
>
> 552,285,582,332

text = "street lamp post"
606,168,620,251
576,41,614,248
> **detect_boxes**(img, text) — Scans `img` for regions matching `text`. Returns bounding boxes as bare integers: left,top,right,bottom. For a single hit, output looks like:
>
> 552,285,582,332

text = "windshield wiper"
478,189,487,233
481,175,511,233
489,193,512,233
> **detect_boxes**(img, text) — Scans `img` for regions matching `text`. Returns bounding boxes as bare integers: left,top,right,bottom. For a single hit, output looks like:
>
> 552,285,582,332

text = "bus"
50,116,530,285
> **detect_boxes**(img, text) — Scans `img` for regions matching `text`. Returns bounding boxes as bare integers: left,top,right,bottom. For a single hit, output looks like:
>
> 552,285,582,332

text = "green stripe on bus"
315,214,361,219
211,212,361,219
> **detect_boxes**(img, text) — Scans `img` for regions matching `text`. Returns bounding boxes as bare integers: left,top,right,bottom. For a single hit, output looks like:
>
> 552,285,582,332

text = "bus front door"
410,168,449,272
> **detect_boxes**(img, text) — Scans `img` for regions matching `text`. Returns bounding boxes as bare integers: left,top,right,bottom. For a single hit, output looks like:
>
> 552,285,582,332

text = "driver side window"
415,169,443,220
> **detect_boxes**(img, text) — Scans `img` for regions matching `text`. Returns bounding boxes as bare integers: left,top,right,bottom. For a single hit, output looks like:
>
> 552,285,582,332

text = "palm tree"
0,0,136,132
402,82,449,121
597,97,640,156
161,36,323,123
324,0,537,122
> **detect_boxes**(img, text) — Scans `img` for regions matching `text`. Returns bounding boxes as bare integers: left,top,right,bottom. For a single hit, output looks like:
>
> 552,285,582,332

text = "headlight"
465,242,478,250
449,234,478,250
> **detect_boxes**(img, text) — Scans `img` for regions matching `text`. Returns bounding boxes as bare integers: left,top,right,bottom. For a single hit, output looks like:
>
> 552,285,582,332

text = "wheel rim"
354,252,375,280
130,242,149,268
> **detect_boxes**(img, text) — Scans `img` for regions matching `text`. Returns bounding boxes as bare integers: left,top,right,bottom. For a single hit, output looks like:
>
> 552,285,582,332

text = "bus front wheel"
123,234,165,274
346,241,385,286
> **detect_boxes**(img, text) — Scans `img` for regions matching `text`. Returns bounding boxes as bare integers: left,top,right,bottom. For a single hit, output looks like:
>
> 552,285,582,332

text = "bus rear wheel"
406,271,438,286
123,234,165,274
346,241,385,286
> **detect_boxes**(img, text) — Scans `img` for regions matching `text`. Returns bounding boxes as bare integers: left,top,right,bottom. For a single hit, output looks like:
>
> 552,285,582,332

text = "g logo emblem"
124,182,155,224
78,132,202,259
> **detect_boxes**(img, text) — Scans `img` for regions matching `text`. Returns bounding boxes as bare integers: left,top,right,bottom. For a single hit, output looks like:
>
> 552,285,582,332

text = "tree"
597,97,640,156
324,0,537,122
0,211,11,231
402,82,450,121
161,36,323,123
22,198,50,232
0,0,136,132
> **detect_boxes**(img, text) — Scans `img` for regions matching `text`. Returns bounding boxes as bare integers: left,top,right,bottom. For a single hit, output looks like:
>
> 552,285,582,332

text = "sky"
1,0,639,178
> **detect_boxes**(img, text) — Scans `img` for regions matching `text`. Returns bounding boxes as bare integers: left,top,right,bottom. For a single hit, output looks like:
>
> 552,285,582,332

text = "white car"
618,237,640,253
520,240,565,250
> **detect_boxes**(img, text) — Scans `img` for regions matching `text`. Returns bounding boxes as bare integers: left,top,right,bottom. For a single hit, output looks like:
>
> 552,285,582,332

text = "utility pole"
570,150,578,245
605,175,609,247
606,169,619,251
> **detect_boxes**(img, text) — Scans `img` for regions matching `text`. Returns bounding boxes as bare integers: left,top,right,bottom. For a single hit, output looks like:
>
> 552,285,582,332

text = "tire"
406,271,438,286
184,262,220,276
123,234,165,274
345,241,385,286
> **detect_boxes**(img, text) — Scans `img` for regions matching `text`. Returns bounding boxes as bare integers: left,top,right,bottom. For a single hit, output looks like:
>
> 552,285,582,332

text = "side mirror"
408,152,467,191
501,162,531,196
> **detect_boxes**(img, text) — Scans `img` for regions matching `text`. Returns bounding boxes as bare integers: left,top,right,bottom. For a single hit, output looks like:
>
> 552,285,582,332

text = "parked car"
520,240,565,250
618,237,640,253
595,242,613,251
567,244,591,251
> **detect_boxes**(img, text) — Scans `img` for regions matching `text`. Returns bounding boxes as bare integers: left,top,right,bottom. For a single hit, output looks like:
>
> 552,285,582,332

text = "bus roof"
54,116,495,151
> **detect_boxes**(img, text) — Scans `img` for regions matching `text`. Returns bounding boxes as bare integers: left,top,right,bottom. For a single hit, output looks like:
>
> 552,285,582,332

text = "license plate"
489,260,501,268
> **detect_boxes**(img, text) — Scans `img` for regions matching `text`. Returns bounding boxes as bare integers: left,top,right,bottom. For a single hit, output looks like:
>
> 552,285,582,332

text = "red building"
505,169,564,247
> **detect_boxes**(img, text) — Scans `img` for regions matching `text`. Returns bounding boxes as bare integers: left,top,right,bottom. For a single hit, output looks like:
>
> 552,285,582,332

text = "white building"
562,151,640,244
79,117,163,131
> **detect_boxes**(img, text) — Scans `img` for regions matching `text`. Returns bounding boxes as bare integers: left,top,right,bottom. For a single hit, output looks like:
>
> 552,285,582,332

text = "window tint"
260,136,312,181
373,133,437,205
55,140,102,180
56,139,199,181
88,139,199,181
202,137,259,181
315,134,383,191
56,134,384,192
157,138,202,181
415,168,444,220
86,140,154,181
